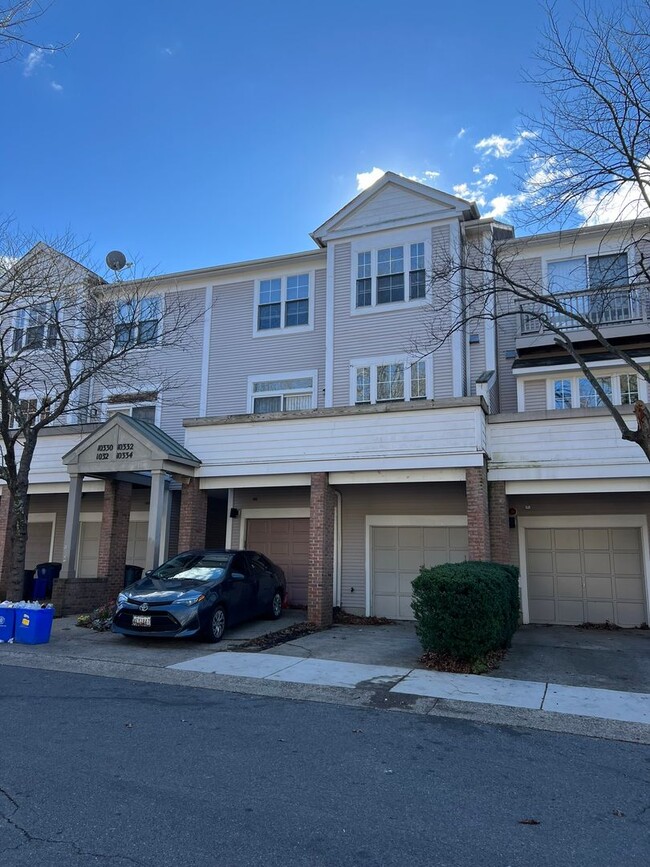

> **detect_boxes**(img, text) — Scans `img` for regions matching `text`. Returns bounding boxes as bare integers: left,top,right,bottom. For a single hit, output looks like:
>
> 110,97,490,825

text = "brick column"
465,465,491,561
489,481,510,564
0,492,15,600
98,479,132,601
308,472,336,627
178,478,207,551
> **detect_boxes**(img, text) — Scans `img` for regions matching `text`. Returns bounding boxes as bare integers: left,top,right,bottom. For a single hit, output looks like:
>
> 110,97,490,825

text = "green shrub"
411,561,520,661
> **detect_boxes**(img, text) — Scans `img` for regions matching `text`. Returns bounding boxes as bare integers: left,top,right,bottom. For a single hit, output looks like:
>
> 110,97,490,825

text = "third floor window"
547,253,629,295
356,243,427,309
256,273,311,332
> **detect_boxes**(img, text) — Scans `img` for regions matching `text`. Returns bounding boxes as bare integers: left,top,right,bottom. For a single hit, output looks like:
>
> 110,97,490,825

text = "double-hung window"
12,303,57,352
115,296,162,348
550,372,639,409
257,274,311,332
353,358,430,405
250,374,316,414
355,242,427,309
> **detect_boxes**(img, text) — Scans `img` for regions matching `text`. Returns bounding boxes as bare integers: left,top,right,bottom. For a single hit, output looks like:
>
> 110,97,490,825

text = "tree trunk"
3,433,38,600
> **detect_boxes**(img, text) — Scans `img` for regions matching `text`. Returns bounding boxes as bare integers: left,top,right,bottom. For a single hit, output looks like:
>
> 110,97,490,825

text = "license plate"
132,615,151,627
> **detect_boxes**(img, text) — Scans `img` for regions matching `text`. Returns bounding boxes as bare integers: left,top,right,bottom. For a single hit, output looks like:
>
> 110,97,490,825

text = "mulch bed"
236,621,324,652
333,607,394,626
419,648,507,675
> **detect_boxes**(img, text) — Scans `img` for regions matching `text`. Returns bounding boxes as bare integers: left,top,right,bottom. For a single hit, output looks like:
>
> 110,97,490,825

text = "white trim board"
239,507,311,550
516,514,650,626
505,479,650,495
364,514,468,617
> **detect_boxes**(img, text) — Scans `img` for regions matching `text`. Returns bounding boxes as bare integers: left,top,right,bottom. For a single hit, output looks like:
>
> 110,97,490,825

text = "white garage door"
371,525,468,620
526,526,647,626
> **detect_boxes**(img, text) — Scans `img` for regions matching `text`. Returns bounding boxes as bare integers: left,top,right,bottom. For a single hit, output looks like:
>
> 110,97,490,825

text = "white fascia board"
330,469,466,485
513,357,650,376
489,462,649,481
27,480,106,495
199,473,312,489
504,478,650,495
317,211,462,244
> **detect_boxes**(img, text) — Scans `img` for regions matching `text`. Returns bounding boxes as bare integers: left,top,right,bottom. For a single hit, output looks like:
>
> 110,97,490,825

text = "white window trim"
349,354,433,406
247,369,318,414
543,370,648,410
253,270,315,337
349,229,431,315
12,302,58,354
114,293,165,350
364,515,468,617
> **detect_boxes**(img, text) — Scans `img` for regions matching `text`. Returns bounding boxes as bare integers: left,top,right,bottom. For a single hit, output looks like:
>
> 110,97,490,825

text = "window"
553,379,572,410
12,304,57,352
10,398,39,428
107,392,159,425
377,247,405,304
108,404,157,424
409,243,426,300
256,274,311,332
579,377,612,408
352,357,431,405
547,253,628,294
354,241,427,309
620,374,638,405
115,296,161,348
250,375,315,414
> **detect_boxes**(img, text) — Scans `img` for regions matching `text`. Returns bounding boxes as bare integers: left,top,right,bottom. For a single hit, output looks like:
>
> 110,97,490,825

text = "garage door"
246,518,310,607
526,527,647,626
371,525,468,620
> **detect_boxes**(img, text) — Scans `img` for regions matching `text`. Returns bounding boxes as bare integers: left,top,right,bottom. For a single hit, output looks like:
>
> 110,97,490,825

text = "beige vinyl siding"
496,256,543,412
332,226,455,407
206,269,327,417
334,183,447,232
339,481,467,614
523,379,547,412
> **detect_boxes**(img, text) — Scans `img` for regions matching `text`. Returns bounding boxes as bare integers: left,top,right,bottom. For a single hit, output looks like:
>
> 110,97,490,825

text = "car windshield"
149,553,232,582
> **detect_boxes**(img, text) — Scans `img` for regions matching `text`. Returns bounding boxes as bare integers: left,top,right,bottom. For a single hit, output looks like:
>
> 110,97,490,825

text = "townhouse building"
1,172,649,629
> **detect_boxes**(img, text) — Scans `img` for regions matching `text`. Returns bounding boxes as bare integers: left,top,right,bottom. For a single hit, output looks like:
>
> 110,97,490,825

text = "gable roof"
311,171,480,245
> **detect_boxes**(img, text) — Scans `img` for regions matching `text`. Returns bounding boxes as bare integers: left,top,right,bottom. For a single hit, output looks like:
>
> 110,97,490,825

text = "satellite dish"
106,250,127,271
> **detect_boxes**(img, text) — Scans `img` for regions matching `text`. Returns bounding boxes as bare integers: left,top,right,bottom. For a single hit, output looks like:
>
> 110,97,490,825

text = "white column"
145,470,165,571
61,473,83,581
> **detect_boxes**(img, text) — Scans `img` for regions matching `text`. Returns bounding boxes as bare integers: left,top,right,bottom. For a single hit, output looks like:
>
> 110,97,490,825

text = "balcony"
519,285,646,336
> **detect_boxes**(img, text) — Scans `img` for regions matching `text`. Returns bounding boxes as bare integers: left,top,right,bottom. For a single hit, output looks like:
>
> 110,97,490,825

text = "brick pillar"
307,472,336,627
0,492,15,600
489,481,510,564
178,478,207,551
98,479,132,600
466,465,491,561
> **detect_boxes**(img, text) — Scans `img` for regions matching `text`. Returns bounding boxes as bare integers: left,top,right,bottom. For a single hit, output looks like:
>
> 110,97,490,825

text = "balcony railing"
520,286,645,335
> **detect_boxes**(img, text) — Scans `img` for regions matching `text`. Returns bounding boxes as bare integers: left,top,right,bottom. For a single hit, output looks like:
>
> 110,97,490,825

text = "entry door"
126,521,148,568
77,522,101,578
371,525,469,620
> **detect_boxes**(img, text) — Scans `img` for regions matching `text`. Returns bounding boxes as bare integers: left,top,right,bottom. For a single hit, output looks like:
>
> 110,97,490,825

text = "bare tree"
421,1,650,461
1,1,66,62
0,227,195,598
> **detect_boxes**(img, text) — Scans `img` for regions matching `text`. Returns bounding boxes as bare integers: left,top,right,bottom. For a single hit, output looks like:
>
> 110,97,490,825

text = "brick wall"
488,480,511,564
178,478,207,551
97,480,133,601
307,472,336,626
465,465,491,560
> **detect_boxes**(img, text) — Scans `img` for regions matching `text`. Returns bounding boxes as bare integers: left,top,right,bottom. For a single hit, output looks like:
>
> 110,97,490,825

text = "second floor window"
551,372,638,409
547,253,628,294
354,358,429,405
12,304,57,352
115,297,161,348
257,274,311,332
250,375,315,413
356,243,427,309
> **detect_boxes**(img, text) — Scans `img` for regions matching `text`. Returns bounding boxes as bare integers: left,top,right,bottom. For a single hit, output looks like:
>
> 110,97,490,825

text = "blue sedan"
112,549,286,642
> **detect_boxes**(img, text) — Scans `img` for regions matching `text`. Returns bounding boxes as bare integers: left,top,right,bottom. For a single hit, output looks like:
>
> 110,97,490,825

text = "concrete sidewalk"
170,650,650,726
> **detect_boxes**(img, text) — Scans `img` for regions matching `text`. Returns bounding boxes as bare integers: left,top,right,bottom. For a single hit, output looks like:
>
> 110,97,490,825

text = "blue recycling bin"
32,577,48,599
35,562,62,598
0,609,15,641
14,607,54,645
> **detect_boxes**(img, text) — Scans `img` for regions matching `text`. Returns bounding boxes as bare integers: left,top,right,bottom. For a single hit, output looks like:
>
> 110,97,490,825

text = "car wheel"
204,605,227,643
268,590,283,621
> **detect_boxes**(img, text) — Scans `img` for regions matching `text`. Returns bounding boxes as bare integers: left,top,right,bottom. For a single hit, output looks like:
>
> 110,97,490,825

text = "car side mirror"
231,572,246,580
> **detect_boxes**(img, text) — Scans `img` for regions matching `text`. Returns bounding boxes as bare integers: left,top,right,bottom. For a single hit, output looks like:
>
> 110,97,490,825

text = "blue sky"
1,0,591,274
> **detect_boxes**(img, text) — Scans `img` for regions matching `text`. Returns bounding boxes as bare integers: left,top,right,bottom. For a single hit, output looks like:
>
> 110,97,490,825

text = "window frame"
543,370,644,410
350,232,431,314
247,369,318,414
104,390,161,426
349,355,433,406
545,251,630,295
114,295,164,350
254,271,315,337
12,303,58,353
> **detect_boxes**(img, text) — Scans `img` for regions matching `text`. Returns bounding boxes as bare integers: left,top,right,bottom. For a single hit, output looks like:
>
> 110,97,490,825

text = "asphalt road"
0,666,648,867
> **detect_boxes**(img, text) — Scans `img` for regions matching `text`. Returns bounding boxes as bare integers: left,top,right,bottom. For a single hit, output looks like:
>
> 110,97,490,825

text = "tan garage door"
77,521,101,579
526,526,647,626
372,525,468,620
25,522,53,570
246,518,310,607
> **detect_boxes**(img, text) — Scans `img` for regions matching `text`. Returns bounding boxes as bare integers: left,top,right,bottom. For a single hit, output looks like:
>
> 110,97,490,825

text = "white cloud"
356,167,385,191
50,80,63,92
23,48,46,76
452,172,499,208
576,180,650,226
475,130,536,159
423,170,440,180
457,128,466,139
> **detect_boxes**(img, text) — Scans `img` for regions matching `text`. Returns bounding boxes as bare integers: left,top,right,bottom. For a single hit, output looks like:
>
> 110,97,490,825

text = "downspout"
334,488,342,608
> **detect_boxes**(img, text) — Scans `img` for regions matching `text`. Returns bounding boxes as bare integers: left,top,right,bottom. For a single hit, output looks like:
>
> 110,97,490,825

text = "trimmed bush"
411,561,520,661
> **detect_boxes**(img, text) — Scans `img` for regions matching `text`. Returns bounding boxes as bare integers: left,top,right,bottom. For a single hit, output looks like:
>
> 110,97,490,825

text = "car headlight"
117,592,129,606
176,594,205,606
